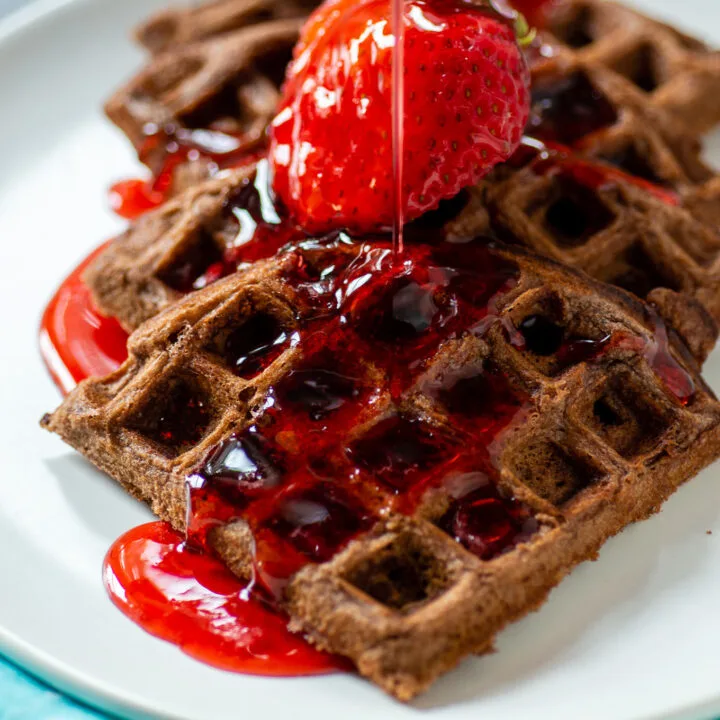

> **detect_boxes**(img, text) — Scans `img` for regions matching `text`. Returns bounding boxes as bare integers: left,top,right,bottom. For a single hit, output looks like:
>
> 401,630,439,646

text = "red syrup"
185,237,540,598
110,126,265,220
104,521,342,675
511,136,680,206
39,244,129,394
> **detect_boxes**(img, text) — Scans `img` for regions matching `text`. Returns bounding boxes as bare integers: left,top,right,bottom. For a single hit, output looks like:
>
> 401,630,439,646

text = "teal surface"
0,658,107,720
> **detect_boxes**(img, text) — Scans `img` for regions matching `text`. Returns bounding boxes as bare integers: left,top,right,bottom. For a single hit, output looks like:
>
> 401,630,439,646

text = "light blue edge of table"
0,655,108,719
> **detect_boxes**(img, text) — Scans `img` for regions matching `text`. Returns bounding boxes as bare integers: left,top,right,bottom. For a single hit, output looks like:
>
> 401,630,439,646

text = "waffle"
43,233,720,699
105,14,305,184
86,166,257,331
453,147,720,363
530,0,720,136
136,0,318,54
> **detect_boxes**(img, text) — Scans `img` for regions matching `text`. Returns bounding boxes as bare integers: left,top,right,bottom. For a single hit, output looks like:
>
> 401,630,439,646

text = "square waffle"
43,235,720,700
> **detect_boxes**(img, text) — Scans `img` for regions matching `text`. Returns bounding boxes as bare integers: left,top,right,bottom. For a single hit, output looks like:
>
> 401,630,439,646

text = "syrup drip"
39,244,129,394
391,0,406,256
110,127,264,220
511,137,680,206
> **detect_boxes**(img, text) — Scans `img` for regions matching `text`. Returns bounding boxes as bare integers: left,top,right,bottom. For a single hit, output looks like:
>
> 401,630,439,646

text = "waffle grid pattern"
531,0,720,135
477,157,720,361
105,7,305,176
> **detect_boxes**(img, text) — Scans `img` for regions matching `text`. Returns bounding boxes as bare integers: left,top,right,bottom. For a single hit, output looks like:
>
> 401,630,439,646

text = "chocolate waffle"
86,155,720,364
86,166,258,331
43,234,720,699
531,0,720,136
105,13,305,185
136,0,318,54
454,146,720,362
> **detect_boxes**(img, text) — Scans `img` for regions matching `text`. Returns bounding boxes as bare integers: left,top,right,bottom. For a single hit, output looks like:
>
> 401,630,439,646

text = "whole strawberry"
269,0,530,233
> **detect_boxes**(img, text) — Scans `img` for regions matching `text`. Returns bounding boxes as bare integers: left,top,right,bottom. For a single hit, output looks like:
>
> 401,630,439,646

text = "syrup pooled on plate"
104,521,342,675
40,244,129,394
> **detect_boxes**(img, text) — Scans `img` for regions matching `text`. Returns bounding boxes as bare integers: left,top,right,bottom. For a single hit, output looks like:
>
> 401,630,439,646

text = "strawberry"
269,0,531,233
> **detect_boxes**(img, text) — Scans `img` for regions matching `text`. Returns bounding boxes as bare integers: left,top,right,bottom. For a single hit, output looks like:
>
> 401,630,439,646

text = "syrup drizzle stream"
392,0,406,256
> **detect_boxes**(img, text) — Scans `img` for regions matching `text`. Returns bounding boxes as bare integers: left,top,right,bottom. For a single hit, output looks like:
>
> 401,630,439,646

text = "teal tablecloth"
0,658,106,720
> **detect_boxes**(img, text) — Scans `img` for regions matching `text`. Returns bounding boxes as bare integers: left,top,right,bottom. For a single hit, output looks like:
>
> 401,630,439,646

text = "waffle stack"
42,0,720,701
43,234,720,699
92,0,720,363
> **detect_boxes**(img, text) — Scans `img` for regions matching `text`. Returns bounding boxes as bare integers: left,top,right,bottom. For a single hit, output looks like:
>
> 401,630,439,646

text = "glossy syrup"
43,0,699,682
510,137,680,206
110,127,264,220
104,522,342,675
184,238,537,599
39,243,129,394
391,0,406,255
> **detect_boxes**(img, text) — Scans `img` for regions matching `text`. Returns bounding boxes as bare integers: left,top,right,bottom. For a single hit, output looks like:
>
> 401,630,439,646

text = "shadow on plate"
44,454,152,543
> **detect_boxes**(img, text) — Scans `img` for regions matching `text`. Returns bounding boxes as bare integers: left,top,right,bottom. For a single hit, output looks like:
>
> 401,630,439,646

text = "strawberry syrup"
104,522,342,675
39,244,129,395
40,266,343,675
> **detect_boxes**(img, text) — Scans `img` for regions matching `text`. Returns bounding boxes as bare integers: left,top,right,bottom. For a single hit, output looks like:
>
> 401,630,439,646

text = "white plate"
2,0,720,718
